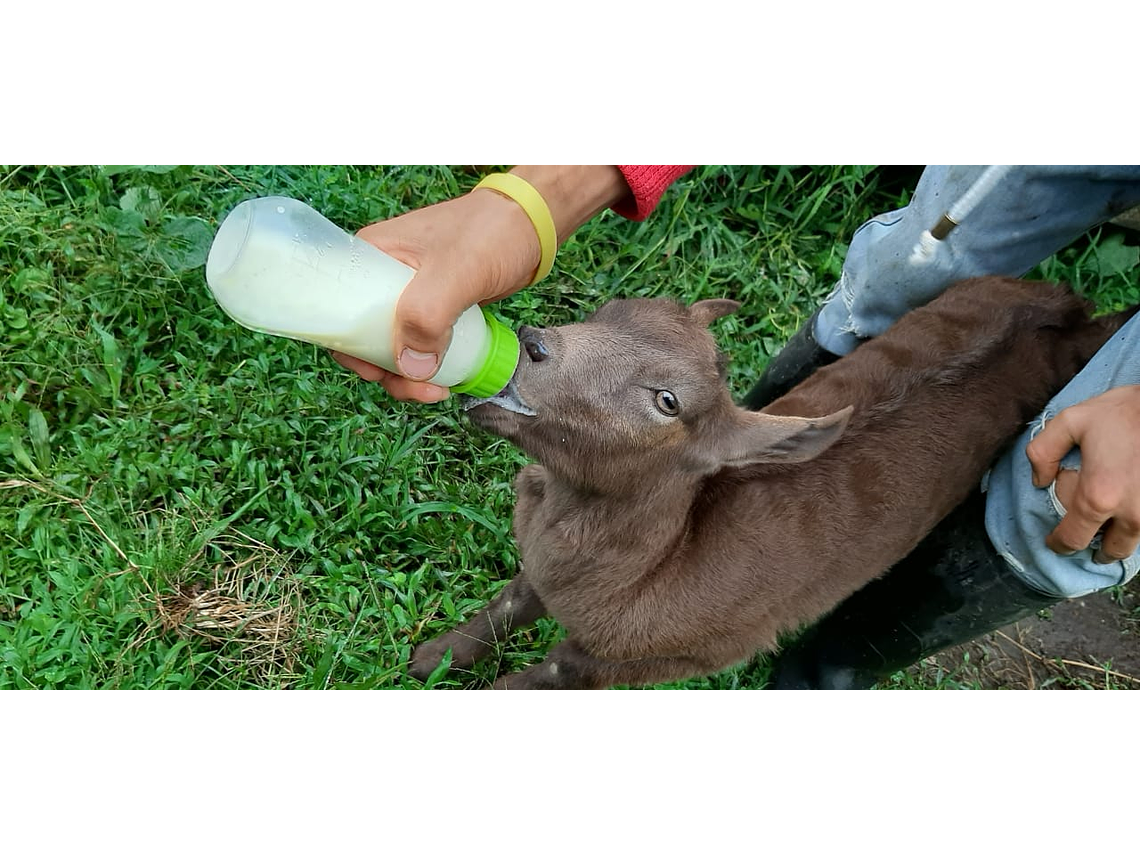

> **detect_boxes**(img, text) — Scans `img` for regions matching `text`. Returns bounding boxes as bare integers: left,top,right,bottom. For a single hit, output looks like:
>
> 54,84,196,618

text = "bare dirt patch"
910,577,1140,689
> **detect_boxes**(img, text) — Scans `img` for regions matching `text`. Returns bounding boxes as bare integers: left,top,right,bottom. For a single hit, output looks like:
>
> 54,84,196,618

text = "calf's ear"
707,406,853,469
689,299,741,327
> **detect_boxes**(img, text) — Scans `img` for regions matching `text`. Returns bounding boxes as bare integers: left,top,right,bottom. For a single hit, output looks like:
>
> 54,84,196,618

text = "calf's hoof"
409,636,454,682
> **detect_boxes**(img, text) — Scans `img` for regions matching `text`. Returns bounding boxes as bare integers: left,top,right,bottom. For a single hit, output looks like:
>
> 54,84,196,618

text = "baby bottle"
204,196,519,396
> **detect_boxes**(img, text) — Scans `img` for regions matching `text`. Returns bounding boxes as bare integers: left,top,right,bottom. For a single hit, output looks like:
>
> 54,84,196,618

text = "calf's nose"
519,326,550,363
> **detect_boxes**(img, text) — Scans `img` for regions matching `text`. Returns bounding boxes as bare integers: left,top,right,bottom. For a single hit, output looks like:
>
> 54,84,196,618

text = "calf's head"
466,298,852,492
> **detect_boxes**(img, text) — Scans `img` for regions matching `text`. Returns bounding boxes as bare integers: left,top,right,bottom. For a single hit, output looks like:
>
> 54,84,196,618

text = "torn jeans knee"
814,166,1140,357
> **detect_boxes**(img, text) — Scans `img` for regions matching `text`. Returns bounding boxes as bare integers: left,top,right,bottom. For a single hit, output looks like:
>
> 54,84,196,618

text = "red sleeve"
612,166,695,221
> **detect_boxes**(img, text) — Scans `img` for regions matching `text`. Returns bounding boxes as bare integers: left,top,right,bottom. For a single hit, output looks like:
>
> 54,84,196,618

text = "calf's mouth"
460,376,537,417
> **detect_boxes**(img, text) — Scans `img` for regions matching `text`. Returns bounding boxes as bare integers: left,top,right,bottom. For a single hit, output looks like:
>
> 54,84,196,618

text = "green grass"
2,165,1137,690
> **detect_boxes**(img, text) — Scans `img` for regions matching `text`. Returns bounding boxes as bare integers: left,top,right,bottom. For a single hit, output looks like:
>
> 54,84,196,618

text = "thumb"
392,265,483,382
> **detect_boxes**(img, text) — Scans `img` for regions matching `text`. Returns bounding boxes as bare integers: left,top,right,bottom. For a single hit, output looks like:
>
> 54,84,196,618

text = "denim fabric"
815,165,1140,355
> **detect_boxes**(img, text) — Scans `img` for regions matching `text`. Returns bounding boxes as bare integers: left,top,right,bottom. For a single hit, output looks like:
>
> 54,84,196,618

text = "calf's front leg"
493,640,708,690
409,574,547,682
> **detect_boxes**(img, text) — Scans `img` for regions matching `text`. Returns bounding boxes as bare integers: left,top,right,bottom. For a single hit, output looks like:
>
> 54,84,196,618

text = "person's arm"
334,165,691,403
510,165,632,244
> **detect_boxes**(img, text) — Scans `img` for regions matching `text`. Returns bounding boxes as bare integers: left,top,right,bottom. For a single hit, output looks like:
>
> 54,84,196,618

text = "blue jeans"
814,165,1140,598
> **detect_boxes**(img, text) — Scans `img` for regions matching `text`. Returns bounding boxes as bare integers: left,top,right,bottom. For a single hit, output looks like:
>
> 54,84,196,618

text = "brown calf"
410,277,1130,689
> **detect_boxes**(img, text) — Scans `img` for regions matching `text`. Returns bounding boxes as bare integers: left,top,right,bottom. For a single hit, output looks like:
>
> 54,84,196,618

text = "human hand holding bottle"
331,166,632,403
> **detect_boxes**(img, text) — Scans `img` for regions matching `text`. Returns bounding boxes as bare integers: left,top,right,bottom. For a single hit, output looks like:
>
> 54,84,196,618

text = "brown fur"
409,277,1133,689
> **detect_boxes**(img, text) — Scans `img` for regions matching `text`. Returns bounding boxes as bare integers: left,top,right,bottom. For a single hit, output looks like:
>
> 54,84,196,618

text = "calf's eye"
654,390,680,416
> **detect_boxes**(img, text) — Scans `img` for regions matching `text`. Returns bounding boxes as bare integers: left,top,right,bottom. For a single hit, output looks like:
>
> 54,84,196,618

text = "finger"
329,351,450,403
1052,468,1080,510
329,350,387,382
393,269,484,381
1026,409,1081,488
379,374,451,404
1093,516,1140,564
1045,496,1111,555
353,219,461,380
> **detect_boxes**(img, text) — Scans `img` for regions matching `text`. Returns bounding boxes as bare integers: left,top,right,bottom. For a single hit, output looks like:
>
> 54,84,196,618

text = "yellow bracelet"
474,173,557,285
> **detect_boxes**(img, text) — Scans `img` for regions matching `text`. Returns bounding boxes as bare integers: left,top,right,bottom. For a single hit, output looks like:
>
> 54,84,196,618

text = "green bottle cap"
450,309,520,398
